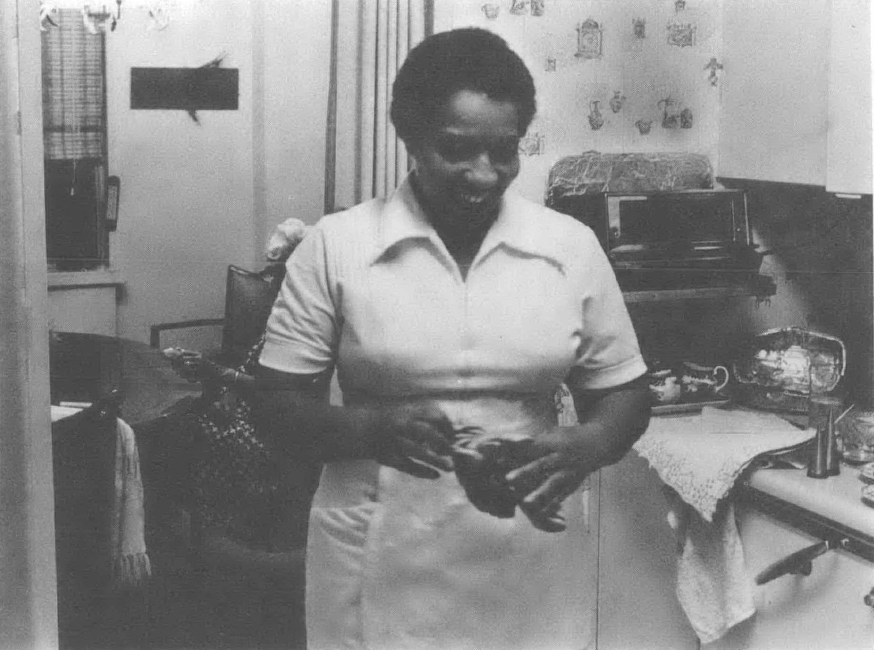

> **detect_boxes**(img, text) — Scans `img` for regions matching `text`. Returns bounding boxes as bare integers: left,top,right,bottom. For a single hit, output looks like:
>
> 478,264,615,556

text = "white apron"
305,395,598,650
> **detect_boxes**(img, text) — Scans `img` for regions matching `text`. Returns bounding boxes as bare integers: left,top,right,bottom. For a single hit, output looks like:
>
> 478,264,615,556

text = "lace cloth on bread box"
545,151,714,205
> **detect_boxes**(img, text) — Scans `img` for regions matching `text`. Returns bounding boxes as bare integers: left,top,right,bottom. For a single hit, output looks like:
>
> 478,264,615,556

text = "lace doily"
633,407,815,522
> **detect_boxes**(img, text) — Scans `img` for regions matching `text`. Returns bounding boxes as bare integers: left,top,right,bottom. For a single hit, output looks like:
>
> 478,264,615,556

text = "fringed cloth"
111,417,151,586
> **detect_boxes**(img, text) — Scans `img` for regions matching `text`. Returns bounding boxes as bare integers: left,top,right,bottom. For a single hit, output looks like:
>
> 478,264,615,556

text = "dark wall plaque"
130,67,238,111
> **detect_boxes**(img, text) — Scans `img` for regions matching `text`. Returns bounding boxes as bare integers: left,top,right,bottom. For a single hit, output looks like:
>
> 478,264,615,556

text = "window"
41,9,109,271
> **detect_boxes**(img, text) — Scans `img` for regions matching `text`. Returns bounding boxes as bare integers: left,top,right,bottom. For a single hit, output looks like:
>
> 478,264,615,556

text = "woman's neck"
410,174,497,273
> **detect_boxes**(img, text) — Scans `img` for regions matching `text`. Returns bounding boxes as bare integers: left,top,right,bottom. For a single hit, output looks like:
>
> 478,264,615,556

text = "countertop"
739,462,874,563
746,463,874,537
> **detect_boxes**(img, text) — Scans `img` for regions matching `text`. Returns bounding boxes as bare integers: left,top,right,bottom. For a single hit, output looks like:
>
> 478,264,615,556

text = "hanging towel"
110,417,152,586
633,407,815,644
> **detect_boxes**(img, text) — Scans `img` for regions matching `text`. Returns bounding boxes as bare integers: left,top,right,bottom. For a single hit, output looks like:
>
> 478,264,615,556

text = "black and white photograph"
1,1,872,649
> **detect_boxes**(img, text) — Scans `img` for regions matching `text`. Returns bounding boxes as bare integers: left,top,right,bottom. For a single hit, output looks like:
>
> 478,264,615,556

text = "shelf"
48,268,124,290
623,275,776,304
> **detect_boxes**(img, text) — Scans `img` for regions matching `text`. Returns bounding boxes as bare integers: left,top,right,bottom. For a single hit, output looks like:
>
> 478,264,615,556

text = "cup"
648,369,682,405
679,362,729,400
839,410,874,463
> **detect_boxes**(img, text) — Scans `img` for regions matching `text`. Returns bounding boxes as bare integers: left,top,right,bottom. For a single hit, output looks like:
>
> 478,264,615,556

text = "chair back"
52,396,120,649
220,265,282,365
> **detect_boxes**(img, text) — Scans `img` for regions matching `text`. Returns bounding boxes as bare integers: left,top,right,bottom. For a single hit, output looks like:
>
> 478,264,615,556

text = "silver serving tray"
732,327,846,413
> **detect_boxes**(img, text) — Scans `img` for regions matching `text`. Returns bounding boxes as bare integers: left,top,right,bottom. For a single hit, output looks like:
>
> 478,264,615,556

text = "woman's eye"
436,138,478,162
489,141,519,164
434,137,519,165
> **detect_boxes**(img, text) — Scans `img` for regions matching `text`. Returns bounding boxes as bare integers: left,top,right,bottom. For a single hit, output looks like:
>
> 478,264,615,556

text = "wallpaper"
447,0,725,203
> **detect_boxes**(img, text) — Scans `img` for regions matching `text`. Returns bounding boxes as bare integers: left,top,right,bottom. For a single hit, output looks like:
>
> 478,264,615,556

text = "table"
50,331,201,426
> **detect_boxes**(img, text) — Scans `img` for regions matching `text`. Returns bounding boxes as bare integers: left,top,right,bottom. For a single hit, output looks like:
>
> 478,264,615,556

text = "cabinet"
719,0,872,194
596,453,700,650
706,505,874,649
826,0,872,194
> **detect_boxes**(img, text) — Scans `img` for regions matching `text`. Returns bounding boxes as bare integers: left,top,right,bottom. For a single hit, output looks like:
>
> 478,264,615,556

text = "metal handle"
755,538,846,585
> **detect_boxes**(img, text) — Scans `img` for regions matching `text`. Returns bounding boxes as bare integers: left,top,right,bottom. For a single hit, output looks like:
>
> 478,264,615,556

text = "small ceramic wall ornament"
576,19,603,59
147,2,171,31
680,107,693,129
481,3,500,20
667,20,696,47
545,56,557,72
519,132,546,156
658,97,679,129
704,57,723,86
635,118,653,135
632,17,646,39
531,0,545,17
588,101,604,130
40,1,59,31
609,91,626,113
510,0,528,16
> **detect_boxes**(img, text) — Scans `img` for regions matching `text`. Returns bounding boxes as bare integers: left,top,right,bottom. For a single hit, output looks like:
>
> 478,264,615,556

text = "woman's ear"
403,138,422,162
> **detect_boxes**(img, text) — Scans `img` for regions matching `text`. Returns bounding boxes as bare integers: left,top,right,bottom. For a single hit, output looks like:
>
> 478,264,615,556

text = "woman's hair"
391,28,536,145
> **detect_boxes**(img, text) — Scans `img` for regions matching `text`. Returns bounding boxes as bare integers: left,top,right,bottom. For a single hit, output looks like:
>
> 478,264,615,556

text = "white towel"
110,418,151,586
633,407,815,643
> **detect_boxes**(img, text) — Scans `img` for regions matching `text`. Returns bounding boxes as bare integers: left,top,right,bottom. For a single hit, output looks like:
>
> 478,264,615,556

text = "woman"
256,28,650,650
161,217,315,649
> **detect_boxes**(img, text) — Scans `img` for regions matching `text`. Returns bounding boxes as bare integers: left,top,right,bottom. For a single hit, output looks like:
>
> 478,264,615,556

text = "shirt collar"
372,174,565,271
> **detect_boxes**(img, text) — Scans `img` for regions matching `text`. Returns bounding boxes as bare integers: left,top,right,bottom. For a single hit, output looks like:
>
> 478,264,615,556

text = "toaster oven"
548,189,762,290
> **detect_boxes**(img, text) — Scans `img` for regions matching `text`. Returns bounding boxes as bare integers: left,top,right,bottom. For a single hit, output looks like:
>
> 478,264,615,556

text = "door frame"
1,0,58,646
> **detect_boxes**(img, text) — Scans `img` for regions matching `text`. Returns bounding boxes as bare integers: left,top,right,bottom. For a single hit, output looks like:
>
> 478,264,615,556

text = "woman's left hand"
505,377,651,530
504,427,603,530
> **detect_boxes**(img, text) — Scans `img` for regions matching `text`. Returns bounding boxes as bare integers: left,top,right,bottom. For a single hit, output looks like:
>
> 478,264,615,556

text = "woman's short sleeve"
259,225,339,374
572,231,648,390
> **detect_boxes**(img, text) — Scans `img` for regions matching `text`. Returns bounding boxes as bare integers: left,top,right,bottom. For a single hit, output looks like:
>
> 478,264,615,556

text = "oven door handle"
755,538,845,585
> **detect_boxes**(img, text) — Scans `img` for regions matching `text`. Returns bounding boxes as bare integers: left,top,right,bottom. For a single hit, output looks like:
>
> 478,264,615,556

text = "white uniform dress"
260,176,647,650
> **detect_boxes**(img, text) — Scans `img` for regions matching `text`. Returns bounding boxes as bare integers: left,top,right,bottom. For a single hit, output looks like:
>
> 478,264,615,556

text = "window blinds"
41,9,106,161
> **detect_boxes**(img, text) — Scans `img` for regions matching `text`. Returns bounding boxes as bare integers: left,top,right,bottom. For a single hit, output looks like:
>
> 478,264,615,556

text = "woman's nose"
466,152,499,186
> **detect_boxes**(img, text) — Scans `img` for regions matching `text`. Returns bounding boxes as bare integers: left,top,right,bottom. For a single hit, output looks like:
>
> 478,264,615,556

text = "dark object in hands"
452,428,537,519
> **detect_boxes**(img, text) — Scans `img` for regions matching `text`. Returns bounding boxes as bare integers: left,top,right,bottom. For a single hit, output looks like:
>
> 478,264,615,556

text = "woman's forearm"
569,376,652,468
251,373,383,463
252,364,455,476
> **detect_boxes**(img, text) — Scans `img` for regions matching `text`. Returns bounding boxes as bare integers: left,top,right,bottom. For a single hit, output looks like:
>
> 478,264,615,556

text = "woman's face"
410,89,521,229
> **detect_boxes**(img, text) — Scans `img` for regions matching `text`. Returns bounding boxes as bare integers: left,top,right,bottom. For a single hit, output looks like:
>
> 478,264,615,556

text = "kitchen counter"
739,463,874,559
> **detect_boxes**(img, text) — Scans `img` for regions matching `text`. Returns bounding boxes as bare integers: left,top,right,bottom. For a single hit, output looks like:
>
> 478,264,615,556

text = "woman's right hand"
373,403,455,479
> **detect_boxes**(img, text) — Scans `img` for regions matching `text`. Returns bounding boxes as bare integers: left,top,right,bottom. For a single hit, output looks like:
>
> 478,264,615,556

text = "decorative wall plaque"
519,132,546,156
667,20,696,47
510,0,528,16
704,57,724,86
576,19,603,59
481,3,500,20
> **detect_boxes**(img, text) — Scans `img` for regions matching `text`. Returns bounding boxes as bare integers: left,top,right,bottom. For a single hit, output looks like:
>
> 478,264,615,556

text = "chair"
52,394,125,650
149,264,284,367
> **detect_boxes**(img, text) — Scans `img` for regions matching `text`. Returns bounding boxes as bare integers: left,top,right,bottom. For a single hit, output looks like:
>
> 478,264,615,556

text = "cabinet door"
826,0,873,194
597,452,699,650
707,505,874,650
719,0,830,184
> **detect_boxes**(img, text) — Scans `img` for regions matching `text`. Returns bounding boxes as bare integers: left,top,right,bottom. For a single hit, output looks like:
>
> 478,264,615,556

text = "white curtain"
325,0,431,212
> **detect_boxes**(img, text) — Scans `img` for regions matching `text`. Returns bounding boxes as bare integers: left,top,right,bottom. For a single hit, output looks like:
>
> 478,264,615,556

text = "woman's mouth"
457,191,494,208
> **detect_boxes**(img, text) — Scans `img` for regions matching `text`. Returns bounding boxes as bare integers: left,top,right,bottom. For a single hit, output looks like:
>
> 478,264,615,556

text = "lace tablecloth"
634,407,815,522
